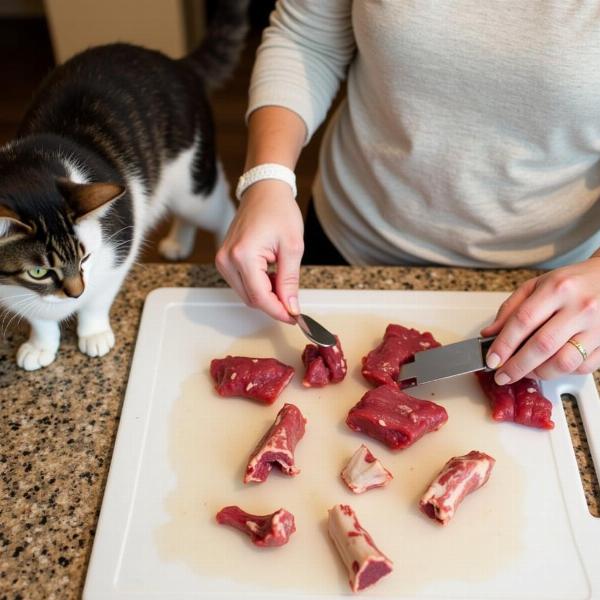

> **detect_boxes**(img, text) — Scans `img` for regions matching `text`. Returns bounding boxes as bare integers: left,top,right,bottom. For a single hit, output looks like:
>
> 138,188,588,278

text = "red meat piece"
302,336,347,387
210,356,294,405
362,324,441,386
302,345,329,386
419,450,496,525
346,383,448,450
476,371,554,430
216,505,296,547
244,403,307,483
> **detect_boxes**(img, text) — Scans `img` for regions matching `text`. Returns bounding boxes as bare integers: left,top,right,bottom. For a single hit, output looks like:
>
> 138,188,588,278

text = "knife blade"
397,336,496,388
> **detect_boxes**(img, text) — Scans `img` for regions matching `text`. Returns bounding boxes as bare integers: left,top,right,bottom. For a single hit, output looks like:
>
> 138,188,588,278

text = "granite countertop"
1,264,598,599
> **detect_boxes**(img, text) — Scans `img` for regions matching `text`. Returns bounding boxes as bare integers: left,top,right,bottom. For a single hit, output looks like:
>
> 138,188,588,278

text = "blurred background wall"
0,0,276,60
43,0,204,62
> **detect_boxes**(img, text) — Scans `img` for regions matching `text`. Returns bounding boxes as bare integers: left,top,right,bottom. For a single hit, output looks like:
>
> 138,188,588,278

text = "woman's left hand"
481,256,600,384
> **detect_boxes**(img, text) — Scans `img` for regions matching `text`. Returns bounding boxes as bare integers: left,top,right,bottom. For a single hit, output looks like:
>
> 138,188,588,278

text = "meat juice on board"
155,314,526,595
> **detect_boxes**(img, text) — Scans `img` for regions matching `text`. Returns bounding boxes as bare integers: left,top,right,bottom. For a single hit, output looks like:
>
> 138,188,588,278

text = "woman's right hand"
215,179,305,324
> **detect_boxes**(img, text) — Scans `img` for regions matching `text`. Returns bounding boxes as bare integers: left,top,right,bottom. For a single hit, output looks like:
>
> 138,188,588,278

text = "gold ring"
567,338,588,361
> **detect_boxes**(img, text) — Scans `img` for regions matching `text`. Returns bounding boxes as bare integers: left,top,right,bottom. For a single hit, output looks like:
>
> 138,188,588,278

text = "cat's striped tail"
182,0,250,90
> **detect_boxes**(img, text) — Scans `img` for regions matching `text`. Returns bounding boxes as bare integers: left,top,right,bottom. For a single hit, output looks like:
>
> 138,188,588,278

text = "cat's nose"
63,275,84,298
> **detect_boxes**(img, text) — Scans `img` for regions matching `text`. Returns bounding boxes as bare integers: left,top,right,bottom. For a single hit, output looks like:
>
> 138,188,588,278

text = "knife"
397,336,496,388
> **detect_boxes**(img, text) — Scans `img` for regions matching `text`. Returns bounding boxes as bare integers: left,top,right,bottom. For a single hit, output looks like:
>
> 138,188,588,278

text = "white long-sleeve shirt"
248,1,600,267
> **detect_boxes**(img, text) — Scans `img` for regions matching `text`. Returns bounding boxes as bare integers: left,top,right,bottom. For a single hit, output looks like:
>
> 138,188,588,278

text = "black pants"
302,200,348,266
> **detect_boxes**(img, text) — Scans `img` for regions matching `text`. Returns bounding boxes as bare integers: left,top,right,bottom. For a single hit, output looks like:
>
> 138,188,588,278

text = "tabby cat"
0,1,247,370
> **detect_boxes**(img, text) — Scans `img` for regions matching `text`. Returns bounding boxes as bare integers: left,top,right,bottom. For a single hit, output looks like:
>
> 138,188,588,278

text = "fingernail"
288,296,300,316
486,352,501,369
495,372,510,386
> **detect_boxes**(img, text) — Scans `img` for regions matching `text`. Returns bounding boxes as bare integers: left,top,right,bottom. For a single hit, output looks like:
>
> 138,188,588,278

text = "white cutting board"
83,288,600,600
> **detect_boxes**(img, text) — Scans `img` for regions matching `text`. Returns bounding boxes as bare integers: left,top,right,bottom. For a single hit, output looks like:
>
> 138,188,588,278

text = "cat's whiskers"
0,293,36,319
12,300,48,339
109,240,136,253
0,296,35,327
0,292,60,340
0,295,34,326
0,292,35,303
111,232,152,251
103,234,149,261
1,297,37,338
8,299,36,328
103,224,135,244
111,242,151,264
0,309,15,338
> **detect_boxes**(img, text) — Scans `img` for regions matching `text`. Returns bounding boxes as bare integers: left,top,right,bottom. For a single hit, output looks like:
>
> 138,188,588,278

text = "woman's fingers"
240,267,294,323
532,331,598,380
218,251,298,323
575,344,600,374
216,241,292,323
215,245,250,302
481,278,538,337
492,309,582,384
221,262,251,306
275,239,304,316
484,282,561,376
232,242,294,323
482,258,600,382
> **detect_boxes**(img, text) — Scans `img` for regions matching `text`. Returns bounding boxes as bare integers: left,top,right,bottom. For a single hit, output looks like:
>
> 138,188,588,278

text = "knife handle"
479,336,496,371
479,333,535,372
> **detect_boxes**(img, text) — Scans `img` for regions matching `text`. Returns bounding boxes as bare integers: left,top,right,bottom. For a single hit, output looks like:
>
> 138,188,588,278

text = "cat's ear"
56,178,126,222
0,205,33,238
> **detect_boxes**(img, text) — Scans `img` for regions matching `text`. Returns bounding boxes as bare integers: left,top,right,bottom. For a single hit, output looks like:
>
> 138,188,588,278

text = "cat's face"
0,207,88,299
0,177,125,303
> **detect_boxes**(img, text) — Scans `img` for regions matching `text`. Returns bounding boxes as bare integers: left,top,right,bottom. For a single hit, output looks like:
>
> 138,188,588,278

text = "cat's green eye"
27,267,49,280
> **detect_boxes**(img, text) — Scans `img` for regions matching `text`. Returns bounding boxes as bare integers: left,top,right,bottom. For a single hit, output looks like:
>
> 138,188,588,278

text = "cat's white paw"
158,235,194,261
78,329,115,358
17,342,57,371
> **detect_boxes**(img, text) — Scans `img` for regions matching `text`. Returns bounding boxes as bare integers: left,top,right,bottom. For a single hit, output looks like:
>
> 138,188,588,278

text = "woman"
217,1,600,384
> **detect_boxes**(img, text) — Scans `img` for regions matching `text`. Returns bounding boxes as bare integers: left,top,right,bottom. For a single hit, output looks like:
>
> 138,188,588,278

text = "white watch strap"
235,163,297,201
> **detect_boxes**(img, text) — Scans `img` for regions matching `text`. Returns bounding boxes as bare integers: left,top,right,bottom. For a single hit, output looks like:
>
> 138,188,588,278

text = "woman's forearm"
244,106,307,171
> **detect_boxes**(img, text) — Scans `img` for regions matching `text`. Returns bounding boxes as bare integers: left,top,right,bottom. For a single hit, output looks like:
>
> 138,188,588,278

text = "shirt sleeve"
246,0,356,144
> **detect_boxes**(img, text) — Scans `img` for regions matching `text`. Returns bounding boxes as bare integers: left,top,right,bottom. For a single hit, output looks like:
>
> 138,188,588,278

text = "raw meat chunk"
244,403,307,483
302,335,347,387
216,505,296,547
476,371,554,430
210,355,294,404
346,383,448,450
420,450,496,525
362,324,441,386
328,504,393,592
341,444,393,494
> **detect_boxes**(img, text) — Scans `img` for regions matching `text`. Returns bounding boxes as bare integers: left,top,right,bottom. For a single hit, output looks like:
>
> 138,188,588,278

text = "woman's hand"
481,256,600,384
215,179,305,324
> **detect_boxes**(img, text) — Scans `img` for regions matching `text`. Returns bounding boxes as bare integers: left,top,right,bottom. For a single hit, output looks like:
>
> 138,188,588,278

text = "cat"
0,1,248,370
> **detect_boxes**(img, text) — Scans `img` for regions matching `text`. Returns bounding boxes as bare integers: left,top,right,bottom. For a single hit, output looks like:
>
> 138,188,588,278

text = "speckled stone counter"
1,264,598,600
